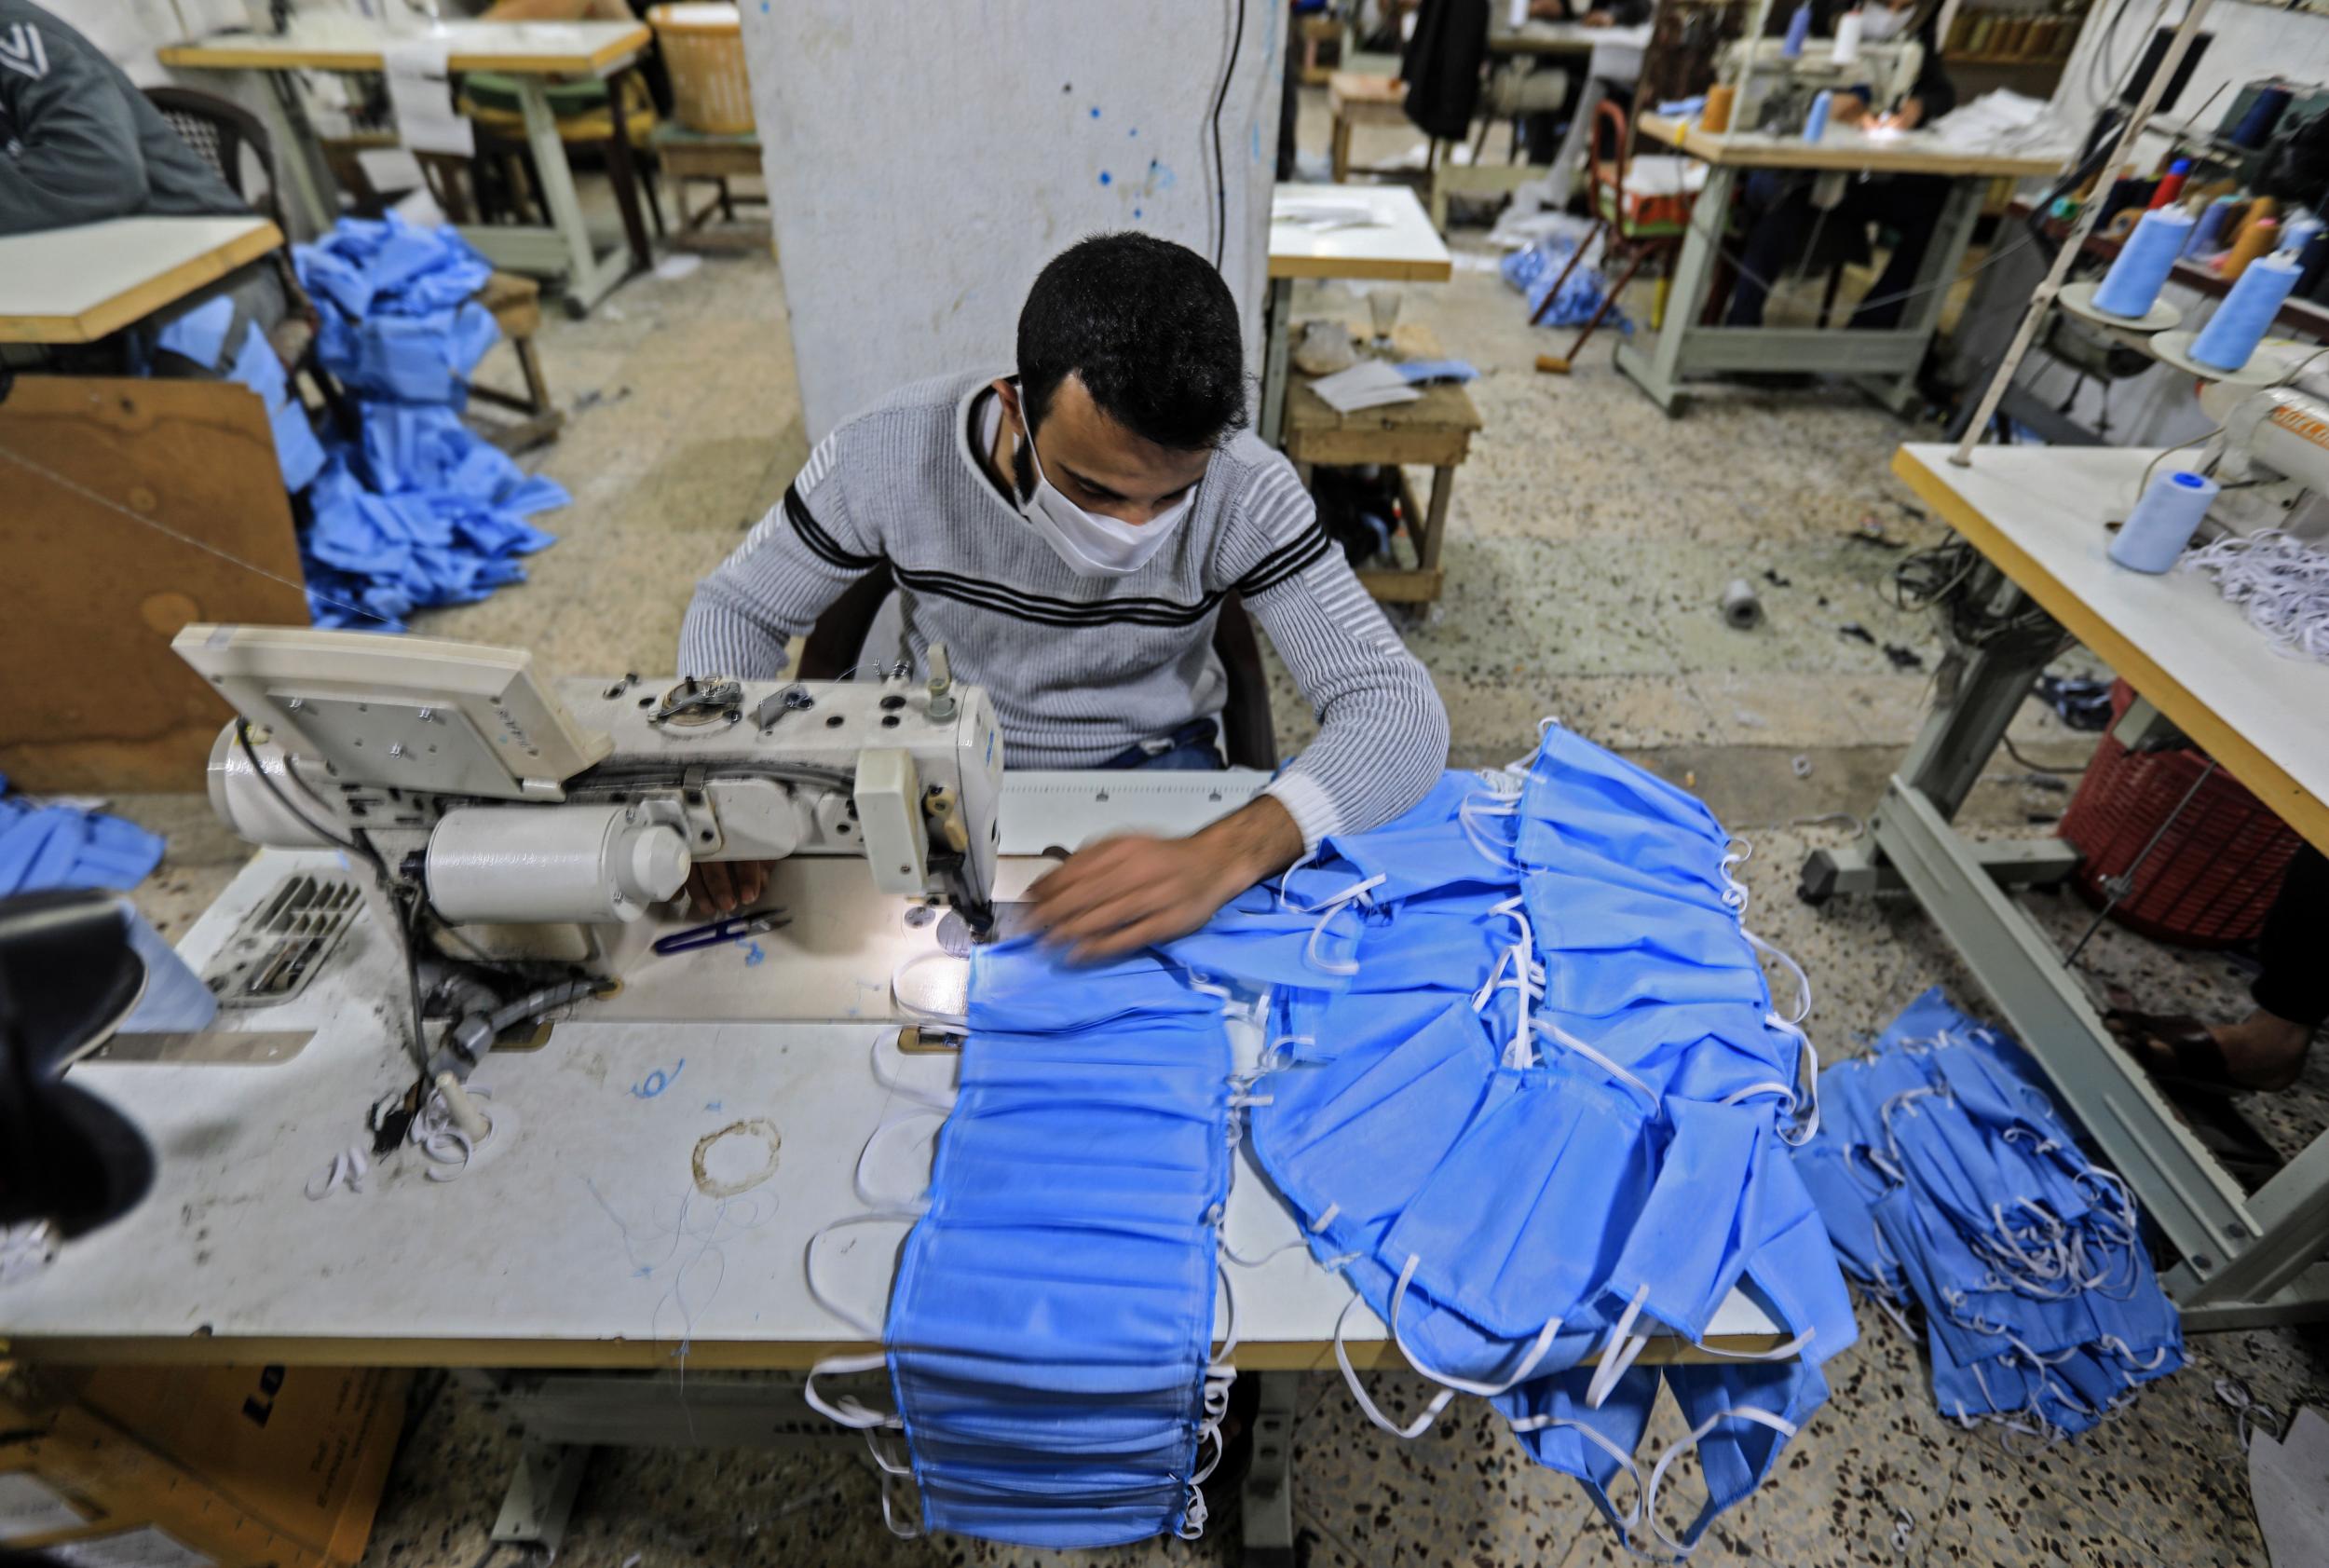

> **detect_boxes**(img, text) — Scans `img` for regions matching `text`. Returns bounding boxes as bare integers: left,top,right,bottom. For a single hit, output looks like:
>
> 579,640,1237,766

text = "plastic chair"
1529,100,1692,374
796,569,1279,770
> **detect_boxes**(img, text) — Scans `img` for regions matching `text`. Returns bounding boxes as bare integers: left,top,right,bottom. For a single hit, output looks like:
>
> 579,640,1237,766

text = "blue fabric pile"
1503,233,1632,334
0,775,165,895
1793,989,2183,1441
155,296,326,493
823,942,1236,1548
1186,726,1849,1553
288,216,565,631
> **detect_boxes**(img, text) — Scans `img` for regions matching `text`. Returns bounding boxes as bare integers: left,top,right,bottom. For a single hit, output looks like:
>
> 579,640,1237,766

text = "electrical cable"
2003,734,2087,775
1208,0,1248,268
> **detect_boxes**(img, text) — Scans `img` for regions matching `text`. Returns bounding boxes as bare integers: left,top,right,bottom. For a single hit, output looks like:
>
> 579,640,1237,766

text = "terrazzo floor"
106,89,2326,1568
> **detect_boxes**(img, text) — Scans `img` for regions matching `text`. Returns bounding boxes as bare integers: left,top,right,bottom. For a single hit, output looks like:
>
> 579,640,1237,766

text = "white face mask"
1009,397,1197,578
1859,6,1909,42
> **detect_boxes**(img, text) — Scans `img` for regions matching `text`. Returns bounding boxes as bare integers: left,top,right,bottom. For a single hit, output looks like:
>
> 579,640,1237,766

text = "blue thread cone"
1804,89,1832,143
2184,197,2234,259
2110,470,2218,573
2092,208,2195,318
2191,252,2302,371
1782,2,1812,58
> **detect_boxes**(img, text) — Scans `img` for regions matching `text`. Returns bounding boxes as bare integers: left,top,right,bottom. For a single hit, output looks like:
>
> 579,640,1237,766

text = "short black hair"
1016,233,1248,451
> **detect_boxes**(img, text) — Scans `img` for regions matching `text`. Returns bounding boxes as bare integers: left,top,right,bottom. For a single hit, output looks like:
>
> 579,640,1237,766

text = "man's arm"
678,435,876,677
0,10,150,234
1028,456,1449,959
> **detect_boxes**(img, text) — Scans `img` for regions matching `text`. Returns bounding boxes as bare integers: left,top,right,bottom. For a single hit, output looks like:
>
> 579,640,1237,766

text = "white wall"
738,2,1285,442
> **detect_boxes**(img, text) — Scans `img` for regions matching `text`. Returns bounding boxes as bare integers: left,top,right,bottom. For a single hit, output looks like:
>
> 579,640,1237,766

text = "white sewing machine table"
2,772,1783,1560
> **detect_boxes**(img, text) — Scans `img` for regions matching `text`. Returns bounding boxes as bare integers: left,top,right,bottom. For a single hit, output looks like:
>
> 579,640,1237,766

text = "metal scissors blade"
651,910,790,955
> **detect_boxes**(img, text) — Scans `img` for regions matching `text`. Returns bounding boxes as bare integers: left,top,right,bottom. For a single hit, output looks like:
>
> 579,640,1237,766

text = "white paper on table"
383,38,474,157
1309,360,1423,414
1272,197,1388,231
0,1472,87,1542
355,145,427,193
2251,1406,2329,1568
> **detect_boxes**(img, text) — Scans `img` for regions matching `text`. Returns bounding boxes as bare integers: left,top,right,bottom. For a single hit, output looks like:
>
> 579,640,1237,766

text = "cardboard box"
0,1365,407,1568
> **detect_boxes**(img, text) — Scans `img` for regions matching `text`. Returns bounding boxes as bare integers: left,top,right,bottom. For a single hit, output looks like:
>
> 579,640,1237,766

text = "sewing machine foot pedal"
491,1438,592,1552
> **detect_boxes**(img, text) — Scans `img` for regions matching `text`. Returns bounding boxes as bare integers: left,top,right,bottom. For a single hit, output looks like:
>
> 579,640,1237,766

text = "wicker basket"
649,3,755,135
2056,680,2301,948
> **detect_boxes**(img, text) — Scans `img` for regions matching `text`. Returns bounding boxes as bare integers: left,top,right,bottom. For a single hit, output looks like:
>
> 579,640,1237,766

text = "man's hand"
1875,97,1925,132
1027,796,1304,962
1583,10,1614,25
686,860,772,917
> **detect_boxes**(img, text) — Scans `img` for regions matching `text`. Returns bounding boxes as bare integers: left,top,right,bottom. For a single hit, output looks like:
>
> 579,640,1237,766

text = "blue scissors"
652,909,790,955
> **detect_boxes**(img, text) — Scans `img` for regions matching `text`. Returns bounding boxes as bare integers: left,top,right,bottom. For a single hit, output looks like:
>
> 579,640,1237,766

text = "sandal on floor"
2104,1009,2259,1097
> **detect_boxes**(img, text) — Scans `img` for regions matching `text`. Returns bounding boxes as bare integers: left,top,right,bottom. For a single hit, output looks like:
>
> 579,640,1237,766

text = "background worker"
679,232,1450,958
1723,0,1957,332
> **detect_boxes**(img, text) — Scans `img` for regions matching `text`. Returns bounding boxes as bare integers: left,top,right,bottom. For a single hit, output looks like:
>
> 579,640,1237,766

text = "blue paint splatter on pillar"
1099,170,1112,185
1089,106,1102,118
1129,127,1138,137
1134,208,1143,220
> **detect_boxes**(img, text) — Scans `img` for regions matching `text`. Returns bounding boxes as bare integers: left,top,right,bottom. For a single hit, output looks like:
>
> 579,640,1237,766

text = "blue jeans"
1097,718,1226,772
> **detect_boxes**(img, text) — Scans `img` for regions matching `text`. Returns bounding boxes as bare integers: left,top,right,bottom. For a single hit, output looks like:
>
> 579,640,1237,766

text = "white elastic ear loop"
1643,1405,1799,1558
1298,873,1386,978
854,1110,945,1212
1587,1286,1655,1409
1387,1253,1564,1398
1743,928,1811,1024
1334,1293,1458,1439
1765,1016,1821,1146
1503,1410,1648,1531
869,1029,957,1111
1532,1018,1658,1111
1458,792,1523,869
890,949,969,1026
801,1212,916,1430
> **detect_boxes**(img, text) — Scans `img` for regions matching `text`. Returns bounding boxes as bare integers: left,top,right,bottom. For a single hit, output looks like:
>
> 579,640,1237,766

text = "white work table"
1801,443,2329,1330
159,19,654,314
1489,19,1652,55
1261,183,1454,446
1613,116,2066,415
4,771,1783,1370
0,215,283,346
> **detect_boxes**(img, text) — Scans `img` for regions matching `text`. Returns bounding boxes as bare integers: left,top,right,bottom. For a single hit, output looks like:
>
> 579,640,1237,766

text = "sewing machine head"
1716,36,1926,132
172,626,1004,966
2198,368,2329,542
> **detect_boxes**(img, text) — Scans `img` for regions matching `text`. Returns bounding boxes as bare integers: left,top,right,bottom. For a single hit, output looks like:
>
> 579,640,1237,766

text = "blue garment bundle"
877,940,1235,1547
155,296,327,493
1792,989,2182,1441
0,772,165,896
1503,234,1633,334
281,216,565,632
1184,726,1856,1552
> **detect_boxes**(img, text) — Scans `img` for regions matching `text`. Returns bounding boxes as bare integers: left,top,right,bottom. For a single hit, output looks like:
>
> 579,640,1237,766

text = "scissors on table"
652,909,790,955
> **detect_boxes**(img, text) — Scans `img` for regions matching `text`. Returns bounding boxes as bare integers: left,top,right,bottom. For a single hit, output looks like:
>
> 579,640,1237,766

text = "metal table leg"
1238,1370,1300,1567
456,77,640,316
1260,277,1294,448
1614,163,1732,415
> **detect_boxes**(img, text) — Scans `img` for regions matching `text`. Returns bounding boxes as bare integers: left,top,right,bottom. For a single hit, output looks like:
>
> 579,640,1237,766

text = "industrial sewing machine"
2196,374,2329,541
172,625,1004,1074
1715,35,1924,133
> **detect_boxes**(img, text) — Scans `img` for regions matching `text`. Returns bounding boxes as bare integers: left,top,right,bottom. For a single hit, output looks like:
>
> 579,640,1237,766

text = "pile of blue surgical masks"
809,941,1239,1548
1502,234,1632,334
1793,989,2182,1443
1206,726,1849,1553
287,216,565,631
0,776,164,896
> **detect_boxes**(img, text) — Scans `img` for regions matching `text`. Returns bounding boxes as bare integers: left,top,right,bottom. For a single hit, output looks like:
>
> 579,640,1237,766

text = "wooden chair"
797,570,1278,770
1529,100,1692,374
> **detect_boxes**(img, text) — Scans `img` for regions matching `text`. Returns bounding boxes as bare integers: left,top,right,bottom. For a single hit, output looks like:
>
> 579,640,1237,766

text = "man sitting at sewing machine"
1723,0,1958,333
678,232,1450,959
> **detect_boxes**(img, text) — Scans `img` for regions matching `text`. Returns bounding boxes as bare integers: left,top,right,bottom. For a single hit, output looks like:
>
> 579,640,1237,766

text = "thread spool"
1804,89,1833,143
1702,83,1736,133
2092,208,2195,318
2231,86,2294,150
2110,471,2220,573
1782,1,1812,58
2147,158,2191,211
1831,8,1862,63
2233,198,2280,246
2192,251,2302,371
2183,196,2232,258
2218,216,2280,282
1721,579,1764,629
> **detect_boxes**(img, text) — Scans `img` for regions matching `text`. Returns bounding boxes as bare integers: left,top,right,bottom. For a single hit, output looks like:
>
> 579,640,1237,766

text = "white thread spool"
1832,8,1863,64
1721,579,1765,629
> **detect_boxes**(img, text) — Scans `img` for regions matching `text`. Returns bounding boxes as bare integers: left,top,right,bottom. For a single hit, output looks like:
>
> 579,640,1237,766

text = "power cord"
1208,0,1248,268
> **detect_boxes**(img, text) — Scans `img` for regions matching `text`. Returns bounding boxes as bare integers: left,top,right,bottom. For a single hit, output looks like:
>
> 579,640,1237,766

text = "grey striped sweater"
678,371,1448,850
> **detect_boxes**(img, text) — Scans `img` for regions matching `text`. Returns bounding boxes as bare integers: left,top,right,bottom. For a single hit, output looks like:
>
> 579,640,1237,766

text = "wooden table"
1284,323,1481,604
1264,182,1452,445
160,19,653,314
0,216,282,345
1803,442,2329,1329
648,124,769,252
1615,114,2065,415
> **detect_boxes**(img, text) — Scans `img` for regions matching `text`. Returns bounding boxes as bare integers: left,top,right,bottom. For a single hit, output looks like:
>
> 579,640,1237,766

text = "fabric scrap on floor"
1503,233,1631,334
0,775,165,895
1793,988,2183,1442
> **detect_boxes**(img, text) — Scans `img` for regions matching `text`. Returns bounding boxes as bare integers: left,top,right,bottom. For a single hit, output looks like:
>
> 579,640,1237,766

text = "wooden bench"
467,270,562,453
1297,12,1345,85
1281,323,1480,605
649,123,770,252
